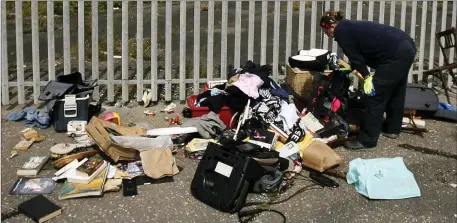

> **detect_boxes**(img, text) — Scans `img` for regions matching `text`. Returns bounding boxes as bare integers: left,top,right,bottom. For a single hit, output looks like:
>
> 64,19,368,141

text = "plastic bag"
110,135,173,152
347,157,421,200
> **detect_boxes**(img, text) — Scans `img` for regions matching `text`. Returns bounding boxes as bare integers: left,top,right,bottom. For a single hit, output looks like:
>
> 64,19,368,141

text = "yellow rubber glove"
363,75,376,96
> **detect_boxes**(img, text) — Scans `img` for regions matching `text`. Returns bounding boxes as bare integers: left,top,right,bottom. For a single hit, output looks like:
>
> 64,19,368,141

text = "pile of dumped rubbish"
8,48,457,222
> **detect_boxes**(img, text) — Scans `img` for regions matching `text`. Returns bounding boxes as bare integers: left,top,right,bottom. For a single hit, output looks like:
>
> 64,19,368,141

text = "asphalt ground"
1,100,456,223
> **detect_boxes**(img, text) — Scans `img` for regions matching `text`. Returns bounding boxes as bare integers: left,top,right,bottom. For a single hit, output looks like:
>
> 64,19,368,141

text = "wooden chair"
423,27,457,104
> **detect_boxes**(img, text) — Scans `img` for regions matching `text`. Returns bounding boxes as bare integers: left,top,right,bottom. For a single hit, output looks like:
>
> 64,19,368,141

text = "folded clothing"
181,112,227,139
7,107,50,129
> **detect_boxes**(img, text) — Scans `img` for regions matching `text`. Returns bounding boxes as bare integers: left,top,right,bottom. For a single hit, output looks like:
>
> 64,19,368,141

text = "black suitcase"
404,84,439,112
190,143,265,213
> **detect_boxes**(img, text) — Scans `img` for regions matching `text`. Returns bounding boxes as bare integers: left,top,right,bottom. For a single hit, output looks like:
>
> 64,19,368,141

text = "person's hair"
320,10,344,28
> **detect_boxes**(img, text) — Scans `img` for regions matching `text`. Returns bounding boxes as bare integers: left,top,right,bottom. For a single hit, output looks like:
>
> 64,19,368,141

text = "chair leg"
447,68,457,86
439,71,451,104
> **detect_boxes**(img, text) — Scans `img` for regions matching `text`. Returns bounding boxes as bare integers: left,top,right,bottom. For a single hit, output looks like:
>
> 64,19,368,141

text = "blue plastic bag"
347,157,421,200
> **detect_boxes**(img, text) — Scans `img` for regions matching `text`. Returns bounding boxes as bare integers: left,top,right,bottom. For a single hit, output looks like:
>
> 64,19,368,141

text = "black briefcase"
405,84,439,112
190,143,265,213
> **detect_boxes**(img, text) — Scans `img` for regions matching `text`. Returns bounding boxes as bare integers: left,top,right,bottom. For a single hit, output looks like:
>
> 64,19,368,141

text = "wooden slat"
408,0,417,83
136,1,144,102
63,0,70,75
47,0,55,81
310,1,317,48
427,1,438,87
248,0,255,61
356,1,362,21
107,0,114,102
285,0,293,64
165,1,172,101
417,1,428,82
78,0,85,79
1,0,8,105
207,0,214,81
121,0,128,102
260,1,268,64
344,0,351,61
400,1,406,30
389,0,396,27
379,0,385,24
323,1,330,50
438,1,448,67
221,1,228,79
151,1,158,101
298,0,306,51
332,0,340,53
354,0,363,88
368,1,374,21
179,1,187,100
32,0,40,104
92,0,99,100
448,0,457,87
234,1,242,69
193,1,201,95
273,1,280,80
15,1,25,104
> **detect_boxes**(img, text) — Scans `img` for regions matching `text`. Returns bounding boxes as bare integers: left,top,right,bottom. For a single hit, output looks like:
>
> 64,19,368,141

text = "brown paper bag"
140,148,179,179
301,141,342,172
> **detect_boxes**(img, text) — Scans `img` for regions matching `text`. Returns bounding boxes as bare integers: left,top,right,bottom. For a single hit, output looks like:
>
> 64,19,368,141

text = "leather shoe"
344,140,368,149
382,132,399,139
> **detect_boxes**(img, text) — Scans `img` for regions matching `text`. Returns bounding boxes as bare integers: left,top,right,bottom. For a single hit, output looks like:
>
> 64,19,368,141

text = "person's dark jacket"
334,19,415,77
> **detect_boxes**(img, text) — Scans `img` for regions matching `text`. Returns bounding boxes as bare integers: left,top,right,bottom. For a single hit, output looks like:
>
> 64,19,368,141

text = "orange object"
100,112,121,125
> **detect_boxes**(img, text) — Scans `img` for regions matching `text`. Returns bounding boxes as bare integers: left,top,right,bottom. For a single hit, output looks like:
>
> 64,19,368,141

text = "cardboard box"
85,117,146,162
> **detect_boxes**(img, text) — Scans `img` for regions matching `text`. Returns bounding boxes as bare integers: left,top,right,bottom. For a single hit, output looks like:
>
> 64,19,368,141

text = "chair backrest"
436,27,457,65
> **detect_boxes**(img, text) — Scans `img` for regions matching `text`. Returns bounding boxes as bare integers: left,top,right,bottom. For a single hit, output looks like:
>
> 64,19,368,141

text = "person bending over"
320,10,416,149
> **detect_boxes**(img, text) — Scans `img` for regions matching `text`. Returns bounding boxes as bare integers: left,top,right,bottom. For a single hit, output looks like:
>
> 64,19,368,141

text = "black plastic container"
52,94,90,132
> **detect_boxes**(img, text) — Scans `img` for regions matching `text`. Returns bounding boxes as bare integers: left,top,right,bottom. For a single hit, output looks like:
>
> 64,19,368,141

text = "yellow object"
274,141,285,151
297,133,314,158
363,75,374,95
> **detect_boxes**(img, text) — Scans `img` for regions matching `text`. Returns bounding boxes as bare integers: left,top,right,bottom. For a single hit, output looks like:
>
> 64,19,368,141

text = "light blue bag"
347,157,421,200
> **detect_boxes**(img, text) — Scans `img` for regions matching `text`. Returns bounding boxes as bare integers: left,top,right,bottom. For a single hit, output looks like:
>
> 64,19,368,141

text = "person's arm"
337,34,370,77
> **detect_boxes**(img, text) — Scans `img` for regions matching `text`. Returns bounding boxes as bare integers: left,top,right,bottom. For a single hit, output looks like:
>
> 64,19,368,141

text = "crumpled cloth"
233,73,264,99
7,107,50,129
347,157,421,200
181,112,226,139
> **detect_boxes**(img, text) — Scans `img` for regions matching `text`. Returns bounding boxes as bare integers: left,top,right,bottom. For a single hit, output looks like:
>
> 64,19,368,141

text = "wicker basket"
286,64,316,97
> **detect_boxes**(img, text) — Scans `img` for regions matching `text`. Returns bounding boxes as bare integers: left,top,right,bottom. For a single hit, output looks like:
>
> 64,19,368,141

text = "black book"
18,195,62,223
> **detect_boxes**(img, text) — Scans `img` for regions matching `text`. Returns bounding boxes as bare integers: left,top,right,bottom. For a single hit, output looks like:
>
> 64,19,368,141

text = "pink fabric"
331,98,341,112
232,73,264,99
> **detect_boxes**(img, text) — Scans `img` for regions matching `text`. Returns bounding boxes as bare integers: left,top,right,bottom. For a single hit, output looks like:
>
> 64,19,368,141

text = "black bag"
404,84,439,112
190,143,265,213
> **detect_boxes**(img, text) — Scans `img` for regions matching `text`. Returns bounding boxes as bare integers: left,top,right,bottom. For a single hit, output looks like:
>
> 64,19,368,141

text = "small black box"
52,94,90,132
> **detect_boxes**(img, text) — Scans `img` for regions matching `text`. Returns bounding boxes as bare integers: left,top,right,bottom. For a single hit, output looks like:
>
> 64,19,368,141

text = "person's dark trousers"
357,40,416,148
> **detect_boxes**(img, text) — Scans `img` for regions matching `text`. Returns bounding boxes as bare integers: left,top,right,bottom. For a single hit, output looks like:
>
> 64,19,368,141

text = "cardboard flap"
95,117,145,136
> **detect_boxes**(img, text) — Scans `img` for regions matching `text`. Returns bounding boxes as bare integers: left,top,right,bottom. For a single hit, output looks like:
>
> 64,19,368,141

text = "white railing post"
15,0,25,104
221,1,228,79
107,0,114,102
78,0,85,80
137,0,144,102
92,0,99,100
63,0,70,75
151,1,158,101
1,0,8,105
165,0,172,101
260,1,268,65
179,0,187,101
47,0,55,82
32,0,40,104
